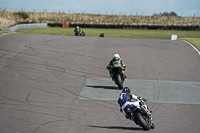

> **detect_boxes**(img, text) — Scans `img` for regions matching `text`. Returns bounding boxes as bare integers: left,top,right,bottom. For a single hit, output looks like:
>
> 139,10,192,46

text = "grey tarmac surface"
80,78,200,104
0,33,200,133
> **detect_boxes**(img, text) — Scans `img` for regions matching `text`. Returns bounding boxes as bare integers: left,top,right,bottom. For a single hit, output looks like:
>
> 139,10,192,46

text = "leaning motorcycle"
110,63,125,89
129,98,155,130
75,29,85,36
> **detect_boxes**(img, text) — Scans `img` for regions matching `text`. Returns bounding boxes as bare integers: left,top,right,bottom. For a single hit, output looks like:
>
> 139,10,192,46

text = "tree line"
153,11,178,16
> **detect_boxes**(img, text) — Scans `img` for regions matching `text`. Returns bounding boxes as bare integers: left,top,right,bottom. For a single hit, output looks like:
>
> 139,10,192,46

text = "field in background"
1,10,200,28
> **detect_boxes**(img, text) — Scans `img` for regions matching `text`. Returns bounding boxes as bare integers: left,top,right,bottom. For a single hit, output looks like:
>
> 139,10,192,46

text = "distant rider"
118,87,154,127
106,54,126,79
74,26,81,36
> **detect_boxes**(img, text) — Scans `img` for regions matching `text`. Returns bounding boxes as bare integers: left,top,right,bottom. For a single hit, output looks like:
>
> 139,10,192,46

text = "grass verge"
16,27,200,39
179,38,200,51
0,31,11,36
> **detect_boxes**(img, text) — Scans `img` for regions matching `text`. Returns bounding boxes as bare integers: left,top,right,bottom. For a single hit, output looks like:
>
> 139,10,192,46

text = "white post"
171,35,177,40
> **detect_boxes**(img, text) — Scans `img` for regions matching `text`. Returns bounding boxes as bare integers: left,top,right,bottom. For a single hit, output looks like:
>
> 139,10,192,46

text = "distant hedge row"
13,12,29,19
153,11,178,17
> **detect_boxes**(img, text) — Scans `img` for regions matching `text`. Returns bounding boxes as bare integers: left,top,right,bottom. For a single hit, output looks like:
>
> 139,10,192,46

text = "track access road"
0,33,200,133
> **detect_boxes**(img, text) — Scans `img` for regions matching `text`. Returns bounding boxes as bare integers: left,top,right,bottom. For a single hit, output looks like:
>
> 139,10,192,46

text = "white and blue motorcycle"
128,98,155,130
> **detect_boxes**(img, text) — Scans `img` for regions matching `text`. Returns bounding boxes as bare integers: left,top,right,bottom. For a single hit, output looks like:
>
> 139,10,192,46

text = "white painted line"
183,40,200,56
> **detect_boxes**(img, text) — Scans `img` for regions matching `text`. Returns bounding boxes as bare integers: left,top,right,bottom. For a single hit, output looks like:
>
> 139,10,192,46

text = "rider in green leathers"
74,26,81,36
107,54,127,79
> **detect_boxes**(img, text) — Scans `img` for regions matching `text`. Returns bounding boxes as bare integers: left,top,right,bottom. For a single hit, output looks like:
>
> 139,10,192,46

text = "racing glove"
137,96,142,100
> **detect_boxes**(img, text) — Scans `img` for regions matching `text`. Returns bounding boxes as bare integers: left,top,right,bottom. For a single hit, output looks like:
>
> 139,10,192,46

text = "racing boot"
110,73,114,81
125,115,131,120
125,75,127,78
151,122,155,129
123,74,127,79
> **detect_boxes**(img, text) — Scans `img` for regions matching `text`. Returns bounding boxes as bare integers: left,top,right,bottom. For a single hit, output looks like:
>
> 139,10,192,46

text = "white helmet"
113,54,120,59
77,26,79,29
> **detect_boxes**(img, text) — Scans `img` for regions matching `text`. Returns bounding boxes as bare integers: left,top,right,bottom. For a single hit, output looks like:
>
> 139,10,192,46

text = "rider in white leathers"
118,87,155,128
118,87,139,119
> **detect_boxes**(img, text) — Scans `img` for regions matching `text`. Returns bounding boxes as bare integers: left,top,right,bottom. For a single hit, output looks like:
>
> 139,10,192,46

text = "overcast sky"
1,0,200,16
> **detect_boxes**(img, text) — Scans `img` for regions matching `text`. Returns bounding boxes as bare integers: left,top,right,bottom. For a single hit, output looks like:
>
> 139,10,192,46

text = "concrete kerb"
0,23,47,32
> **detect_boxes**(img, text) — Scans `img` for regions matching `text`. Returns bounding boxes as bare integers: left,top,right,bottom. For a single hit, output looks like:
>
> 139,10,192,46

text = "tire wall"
48,23,200,30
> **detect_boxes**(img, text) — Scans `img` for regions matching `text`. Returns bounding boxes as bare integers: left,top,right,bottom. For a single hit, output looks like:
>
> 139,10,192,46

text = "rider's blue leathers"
118,92,155,128
118,93,138,118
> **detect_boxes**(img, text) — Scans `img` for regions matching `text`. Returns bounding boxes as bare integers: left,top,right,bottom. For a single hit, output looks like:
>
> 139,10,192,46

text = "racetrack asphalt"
0,33,200,133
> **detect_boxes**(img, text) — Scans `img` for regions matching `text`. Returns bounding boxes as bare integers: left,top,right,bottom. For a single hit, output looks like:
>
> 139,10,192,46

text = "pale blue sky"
1,0,199,16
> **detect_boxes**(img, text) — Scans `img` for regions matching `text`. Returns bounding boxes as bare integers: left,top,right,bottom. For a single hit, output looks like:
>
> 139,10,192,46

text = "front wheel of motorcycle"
135,112,151,131
115,74,123,89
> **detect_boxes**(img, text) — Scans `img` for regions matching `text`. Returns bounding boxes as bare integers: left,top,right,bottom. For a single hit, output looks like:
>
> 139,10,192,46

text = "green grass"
16,27,200,40
0,31,11,35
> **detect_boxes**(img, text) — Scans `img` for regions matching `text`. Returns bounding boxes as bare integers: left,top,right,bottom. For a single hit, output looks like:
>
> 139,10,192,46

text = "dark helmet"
122,87,130,93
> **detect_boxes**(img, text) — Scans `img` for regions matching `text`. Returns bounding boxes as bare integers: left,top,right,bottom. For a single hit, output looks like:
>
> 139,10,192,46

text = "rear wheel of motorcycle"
115,74,123,89
136,112,151,131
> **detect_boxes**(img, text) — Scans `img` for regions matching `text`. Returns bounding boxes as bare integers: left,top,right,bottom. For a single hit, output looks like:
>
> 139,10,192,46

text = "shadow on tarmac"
88,125,143,130
85,85,119,90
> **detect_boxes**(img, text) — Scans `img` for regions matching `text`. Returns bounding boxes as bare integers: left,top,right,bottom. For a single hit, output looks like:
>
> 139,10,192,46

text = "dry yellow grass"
0,10,200,28
0,14,16,28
